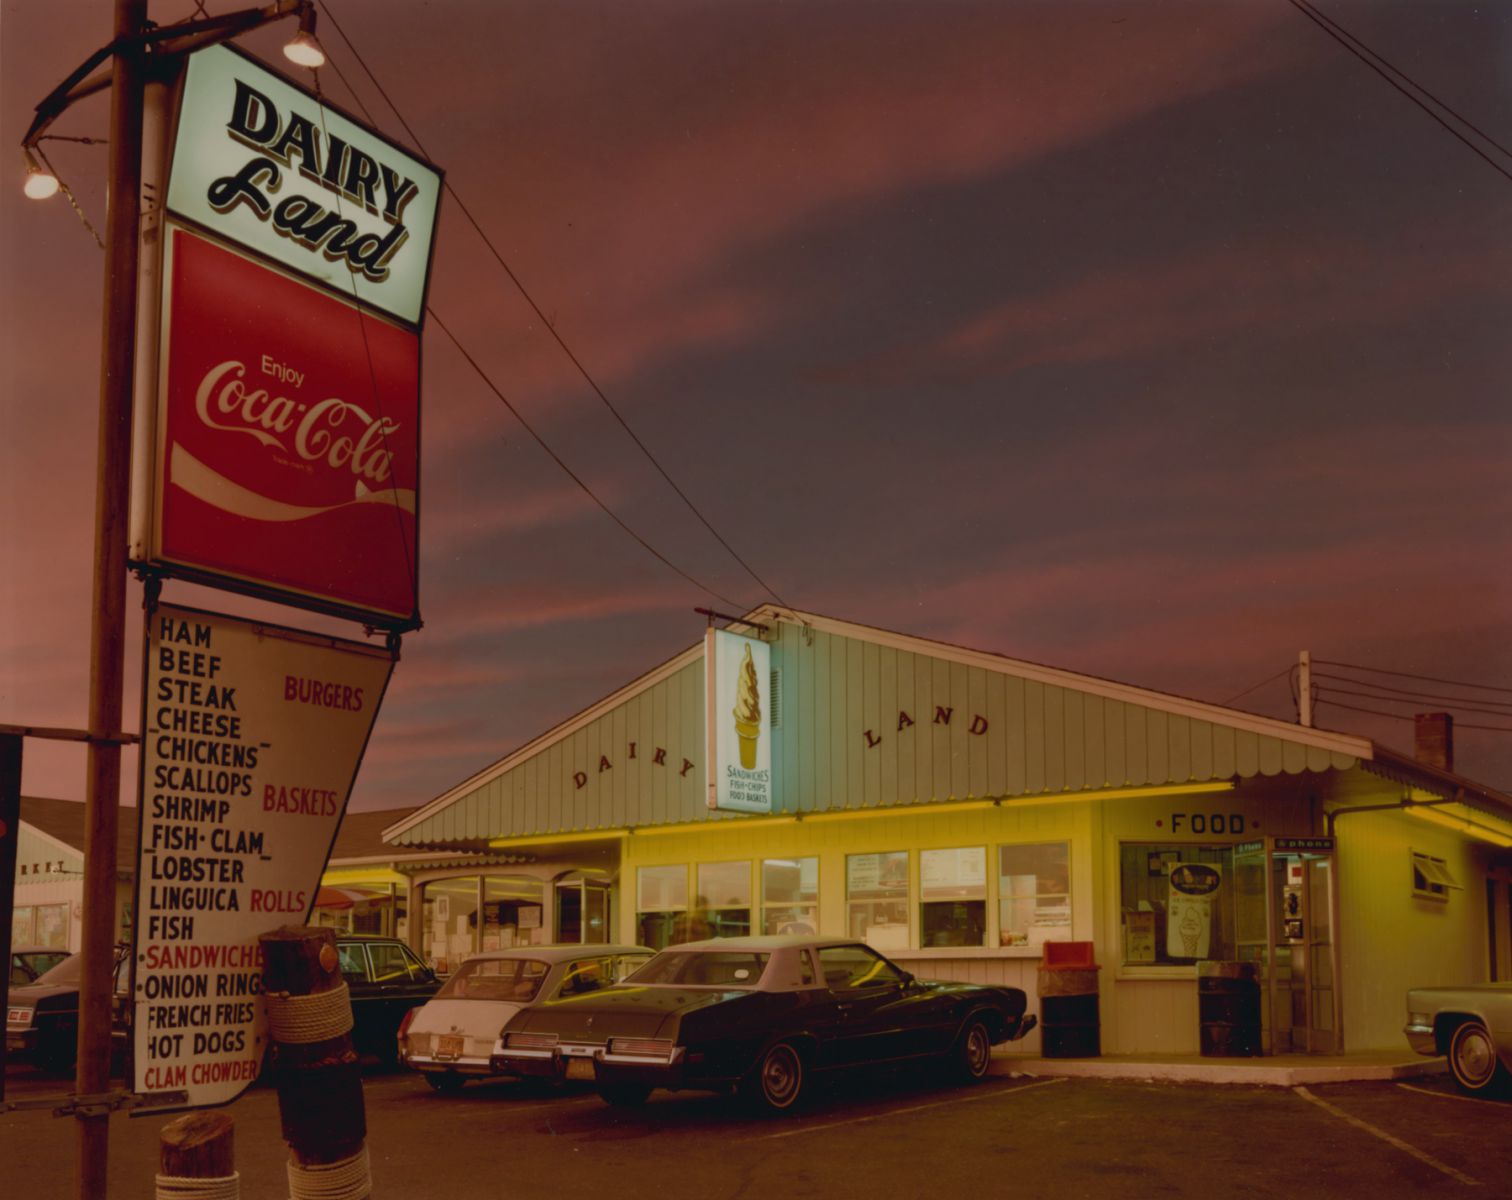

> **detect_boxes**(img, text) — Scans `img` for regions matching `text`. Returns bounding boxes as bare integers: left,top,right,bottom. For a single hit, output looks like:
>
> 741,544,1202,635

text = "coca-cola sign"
167,44,441,327
142,225,420,626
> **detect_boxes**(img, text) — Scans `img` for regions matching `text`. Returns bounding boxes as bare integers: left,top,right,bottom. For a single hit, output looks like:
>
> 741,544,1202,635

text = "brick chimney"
1414,712,1454,773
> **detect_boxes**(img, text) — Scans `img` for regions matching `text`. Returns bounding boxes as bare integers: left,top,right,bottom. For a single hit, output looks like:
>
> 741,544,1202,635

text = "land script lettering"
210,78,420,283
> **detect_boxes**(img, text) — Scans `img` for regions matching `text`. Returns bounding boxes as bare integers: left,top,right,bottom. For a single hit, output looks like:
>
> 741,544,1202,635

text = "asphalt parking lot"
3,1061,1510,1199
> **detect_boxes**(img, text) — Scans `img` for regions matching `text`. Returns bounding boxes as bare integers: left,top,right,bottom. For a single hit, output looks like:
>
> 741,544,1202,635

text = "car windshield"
30,954,82,987
435,957,550,1002
626,950,770,988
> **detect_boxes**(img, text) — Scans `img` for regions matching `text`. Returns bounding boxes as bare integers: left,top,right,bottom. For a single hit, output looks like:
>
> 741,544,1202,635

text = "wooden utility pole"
77,1,146,1195
260,926,372,1198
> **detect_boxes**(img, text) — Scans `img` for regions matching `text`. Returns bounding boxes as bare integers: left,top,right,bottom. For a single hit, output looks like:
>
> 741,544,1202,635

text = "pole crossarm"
22,0,311,149
0,723,139,745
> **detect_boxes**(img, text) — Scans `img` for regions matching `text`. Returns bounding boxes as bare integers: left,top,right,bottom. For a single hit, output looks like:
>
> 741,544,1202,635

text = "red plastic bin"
1040,940,1097,970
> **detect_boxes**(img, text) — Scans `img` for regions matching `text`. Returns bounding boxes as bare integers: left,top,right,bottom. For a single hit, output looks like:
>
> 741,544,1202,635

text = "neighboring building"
380,607,1512,1056
11,796,138,952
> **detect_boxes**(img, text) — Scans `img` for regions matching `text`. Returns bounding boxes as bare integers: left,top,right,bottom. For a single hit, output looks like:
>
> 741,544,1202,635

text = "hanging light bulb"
284,6,326,69
23,149,59,200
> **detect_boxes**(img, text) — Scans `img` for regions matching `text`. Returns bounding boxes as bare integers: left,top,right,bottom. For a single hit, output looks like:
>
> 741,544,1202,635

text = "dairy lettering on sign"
166,45,440,326
132,603,395,1109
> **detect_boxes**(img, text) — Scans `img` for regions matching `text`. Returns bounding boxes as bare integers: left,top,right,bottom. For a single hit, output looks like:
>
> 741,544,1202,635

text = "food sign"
131,603,394,1108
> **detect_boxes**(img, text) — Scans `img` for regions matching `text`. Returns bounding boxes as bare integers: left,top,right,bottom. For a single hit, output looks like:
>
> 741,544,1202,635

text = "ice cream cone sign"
733,644,762,769
1166,862,1221,960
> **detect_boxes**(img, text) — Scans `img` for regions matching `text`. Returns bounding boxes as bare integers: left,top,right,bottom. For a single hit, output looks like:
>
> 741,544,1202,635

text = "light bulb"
24,168,60,200
283,30,326,69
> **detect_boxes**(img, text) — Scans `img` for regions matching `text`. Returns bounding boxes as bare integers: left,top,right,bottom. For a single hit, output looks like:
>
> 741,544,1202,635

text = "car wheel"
743,1041,806,1114
597,1082,652,1107
950,1018,992,1085
1447,1020,1507,1096
424,1073,465,1094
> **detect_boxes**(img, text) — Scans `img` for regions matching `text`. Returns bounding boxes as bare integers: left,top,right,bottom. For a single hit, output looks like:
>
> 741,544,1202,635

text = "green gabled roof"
385,608,1368,850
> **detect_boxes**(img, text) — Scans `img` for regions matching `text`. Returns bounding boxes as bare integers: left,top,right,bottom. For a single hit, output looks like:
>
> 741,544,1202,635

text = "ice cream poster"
1166,862,1222,959
707,628,773,813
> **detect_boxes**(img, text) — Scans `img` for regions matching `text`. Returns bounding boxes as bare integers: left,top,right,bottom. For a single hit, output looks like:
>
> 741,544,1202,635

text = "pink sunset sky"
3,0,1509,812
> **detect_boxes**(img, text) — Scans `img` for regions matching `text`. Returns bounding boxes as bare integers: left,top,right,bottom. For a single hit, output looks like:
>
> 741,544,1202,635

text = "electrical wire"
1314,697,1512,735
1315,684,1512,722
1220,665,1295,707
1313,659,1512,696
311,46,752,611
1312,672,1512,715
1287,0,1512,186
428,308,749,610
316,0,793,610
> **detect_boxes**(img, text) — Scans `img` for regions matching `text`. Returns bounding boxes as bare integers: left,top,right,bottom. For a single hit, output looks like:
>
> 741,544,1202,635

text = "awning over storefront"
385,608,1371,852
313,885,392,910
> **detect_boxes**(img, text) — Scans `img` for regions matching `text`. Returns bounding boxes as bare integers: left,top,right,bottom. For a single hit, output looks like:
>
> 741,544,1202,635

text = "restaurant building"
379,608,1512,1056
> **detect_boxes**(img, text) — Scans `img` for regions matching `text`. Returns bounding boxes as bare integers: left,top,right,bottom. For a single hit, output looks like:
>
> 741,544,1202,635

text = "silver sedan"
1405,982,1512,1096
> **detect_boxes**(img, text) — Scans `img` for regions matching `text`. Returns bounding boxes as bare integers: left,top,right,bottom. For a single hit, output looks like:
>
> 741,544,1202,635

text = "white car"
399,944,653,1092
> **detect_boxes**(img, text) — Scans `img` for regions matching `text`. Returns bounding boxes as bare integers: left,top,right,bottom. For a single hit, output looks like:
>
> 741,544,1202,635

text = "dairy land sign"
167,44,441,327
131,603,394,1108
138,227,421,624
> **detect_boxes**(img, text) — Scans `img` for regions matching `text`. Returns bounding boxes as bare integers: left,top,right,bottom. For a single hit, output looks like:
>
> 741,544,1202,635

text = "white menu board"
131,603,394,1108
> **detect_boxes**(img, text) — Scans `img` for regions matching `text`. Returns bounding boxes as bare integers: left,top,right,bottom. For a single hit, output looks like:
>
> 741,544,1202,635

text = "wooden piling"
157,1111,237,1198
260,926,370,1197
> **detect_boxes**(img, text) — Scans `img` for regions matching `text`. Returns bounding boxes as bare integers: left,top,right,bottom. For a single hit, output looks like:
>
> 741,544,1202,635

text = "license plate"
565,1058,596,1082
437,1035,464,1060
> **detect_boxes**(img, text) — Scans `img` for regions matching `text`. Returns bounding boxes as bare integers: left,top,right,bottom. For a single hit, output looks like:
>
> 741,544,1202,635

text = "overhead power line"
1314,683,1512,722
316,1,792,611
428,309,748,610
1312,672,1512,715
1315,697,1512,735
1287,0,1512,186
1314,659,1512,697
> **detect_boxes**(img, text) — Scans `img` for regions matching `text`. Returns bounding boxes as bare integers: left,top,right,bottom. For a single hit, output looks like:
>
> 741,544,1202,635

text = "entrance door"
1234,837,1341,1054
555,878,612,944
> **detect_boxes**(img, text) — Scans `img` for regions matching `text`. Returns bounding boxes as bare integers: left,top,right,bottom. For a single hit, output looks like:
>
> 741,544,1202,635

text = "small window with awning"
1411,851,1460,901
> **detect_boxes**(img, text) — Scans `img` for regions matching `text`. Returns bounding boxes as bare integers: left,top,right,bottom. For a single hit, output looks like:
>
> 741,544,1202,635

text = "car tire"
1447,1019,1508,1096
950,1018,992,1085
425,1073,465,1094
742,1041,806,1114
597,1082,652,1107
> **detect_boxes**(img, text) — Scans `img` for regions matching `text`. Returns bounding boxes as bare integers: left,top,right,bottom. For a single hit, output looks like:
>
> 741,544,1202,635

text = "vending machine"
1234,836,1342,1054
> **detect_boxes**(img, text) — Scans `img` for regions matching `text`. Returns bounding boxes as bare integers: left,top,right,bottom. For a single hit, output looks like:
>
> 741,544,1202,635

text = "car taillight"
503,1031,559,1050
398,1006,419,1044
608,1037,674,1057
7,1006,34,1027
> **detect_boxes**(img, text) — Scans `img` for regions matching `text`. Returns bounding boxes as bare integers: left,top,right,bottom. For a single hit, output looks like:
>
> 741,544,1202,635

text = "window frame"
760,856,819,936
1412,850,1460,901
997,840,1072,949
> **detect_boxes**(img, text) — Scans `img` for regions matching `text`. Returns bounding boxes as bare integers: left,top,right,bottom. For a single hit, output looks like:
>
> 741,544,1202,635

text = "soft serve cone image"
733,643,762,769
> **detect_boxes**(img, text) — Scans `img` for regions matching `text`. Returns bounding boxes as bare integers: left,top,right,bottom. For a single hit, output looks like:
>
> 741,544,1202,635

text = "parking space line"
1293,1086,1481,1187
1395,1082,1512,1110
746,1076,1067,1141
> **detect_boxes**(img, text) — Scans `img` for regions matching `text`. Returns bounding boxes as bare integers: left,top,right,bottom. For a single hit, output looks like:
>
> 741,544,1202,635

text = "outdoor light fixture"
283,6,326,68
22,149,59,199
1407,804,1512,849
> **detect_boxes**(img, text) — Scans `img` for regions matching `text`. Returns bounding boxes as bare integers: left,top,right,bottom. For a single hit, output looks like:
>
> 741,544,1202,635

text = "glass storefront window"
919,847,987,948
637,865,689,950
762,857,818,935
697,860,752,940
998,842,1071,948
422,876,481,974
483,876,547,949
1120,844,1234,966
847,851,909,951
12,906,34,946
33,904,69,950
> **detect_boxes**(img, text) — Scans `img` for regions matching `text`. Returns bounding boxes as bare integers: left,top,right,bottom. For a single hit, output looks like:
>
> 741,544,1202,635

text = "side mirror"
898,971,915,988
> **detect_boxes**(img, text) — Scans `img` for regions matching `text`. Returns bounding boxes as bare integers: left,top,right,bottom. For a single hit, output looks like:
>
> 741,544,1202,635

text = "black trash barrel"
1038,942,1100,1058
1198,960,1261,1057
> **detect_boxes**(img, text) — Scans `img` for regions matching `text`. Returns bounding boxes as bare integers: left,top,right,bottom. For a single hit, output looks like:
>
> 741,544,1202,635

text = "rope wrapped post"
157,1110,239,1200
260,926,372,1199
